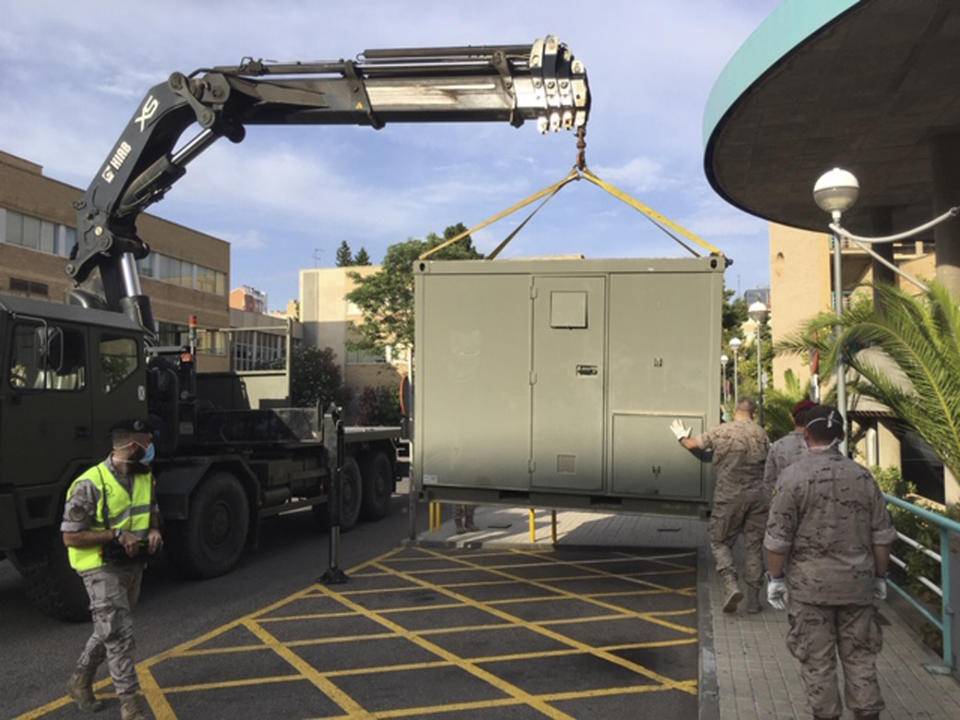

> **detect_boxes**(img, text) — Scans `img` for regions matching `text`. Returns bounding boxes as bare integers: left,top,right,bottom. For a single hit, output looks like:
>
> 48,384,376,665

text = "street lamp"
729,337,742,405
748,301,768,426
814,168,859,456
720,354,729,406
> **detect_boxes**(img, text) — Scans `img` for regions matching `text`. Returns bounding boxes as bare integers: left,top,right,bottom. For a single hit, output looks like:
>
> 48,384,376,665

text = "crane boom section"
69,36,589,333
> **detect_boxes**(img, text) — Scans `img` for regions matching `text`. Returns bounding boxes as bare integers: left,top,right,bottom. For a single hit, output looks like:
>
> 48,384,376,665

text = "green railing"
884,493,959,670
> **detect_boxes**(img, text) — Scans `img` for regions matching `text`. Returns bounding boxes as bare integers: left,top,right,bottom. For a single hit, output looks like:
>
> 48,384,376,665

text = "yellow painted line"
17,546,407,720
242,618,372,717
324,660,452,677
537,614,634,626
138,666,177,719
312,581,578,720
257,610,362,622
373,601,467,614
375,696,538,719
416,622,515,636
508,548,692,597
382,553,697,696
158,673,302,695
538,679,699,702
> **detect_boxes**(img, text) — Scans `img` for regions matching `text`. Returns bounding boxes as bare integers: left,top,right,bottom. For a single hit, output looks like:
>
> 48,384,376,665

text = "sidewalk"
416,505,960,720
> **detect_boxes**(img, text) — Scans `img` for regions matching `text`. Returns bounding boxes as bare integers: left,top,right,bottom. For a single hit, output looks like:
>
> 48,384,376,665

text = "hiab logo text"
136,95,159,132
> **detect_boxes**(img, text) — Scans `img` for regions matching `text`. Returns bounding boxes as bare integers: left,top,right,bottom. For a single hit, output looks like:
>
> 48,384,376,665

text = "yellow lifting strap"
417,165,723,261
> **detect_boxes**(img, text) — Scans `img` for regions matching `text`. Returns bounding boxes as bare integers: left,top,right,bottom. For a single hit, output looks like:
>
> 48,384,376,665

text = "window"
9,323,86,391
157,254,182,285
61,226,76,257
197,329,227,356
9,277,49,297
21,215,40,250
346,348,386,364
215,271,226,296
39,221,56,254
5,210,23,245
138,253,155,278
180,261,196,289
157,321,187,347
99,336,139,393
196,265,215,293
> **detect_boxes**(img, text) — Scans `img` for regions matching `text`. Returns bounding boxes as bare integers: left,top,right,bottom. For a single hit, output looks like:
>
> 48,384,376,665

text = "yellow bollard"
529,508,536,543
551,509,557,545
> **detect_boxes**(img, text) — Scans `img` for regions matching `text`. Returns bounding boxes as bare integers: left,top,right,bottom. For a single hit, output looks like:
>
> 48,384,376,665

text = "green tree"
290,346,349,409
345,223,482,353
778,282,960,480
762,369,809,441
335,241,353,267
354,247,371,266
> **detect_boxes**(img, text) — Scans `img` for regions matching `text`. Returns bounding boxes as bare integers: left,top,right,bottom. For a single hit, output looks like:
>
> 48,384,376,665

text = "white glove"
670,419,692,441
767,576,788,610
874,577,888,601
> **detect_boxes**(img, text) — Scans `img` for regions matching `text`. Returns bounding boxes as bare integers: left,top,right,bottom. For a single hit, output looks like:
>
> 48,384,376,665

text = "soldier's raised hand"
669,419,691,441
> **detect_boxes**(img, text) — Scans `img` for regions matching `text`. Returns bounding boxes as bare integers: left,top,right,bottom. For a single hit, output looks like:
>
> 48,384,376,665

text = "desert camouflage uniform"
61,456,155,696
764,447,897,718
763,429,807,496
454,504,477,532
695,419,769,586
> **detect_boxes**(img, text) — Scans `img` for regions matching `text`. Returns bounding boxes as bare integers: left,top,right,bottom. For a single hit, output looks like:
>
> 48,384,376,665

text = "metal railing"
884,493,959,671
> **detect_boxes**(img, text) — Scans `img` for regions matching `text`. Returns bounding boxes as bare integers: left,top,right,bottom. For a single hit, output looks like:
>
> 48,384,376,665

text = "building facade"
299,266,408,395
0,151,231,370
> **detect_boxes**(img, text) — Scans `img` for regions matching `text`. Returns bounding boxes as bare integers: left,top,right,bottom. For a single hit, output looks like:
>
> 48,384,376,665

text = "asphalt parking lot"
21,545,698,719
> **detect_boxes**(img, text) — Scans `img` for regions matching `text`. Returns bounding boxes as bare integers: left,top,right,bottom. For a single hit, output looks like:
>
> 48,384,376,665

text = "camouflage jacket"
694,419,769,504
763,430,807,495
764,447,897,605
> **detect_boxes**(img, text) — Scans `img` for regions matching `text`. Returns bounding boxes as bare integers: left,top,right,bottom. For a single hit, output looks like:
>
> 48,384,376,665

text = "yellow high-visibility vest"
66,461,152,572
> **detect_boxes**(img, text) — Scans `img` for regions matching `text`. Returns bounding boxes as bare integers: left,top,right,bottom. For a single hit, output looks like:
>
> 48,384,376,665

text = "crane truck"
0,37,590,619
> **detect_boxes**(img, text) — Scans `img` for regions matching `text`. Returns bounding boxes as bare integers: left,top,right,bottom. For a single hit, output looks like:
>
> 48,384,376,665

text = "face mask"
141,442,156,464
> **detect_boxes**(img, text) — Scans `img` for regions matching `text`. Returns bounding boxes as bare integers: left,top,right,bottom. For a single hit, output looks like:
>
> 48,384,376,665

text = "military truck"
0,37,590,619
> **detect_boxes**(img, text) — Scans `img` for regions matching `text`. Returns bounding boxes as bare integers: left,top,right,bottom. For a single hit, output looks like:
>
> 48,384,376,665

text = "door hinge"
529,371,538,385
530,285,539,299
528,458,536,473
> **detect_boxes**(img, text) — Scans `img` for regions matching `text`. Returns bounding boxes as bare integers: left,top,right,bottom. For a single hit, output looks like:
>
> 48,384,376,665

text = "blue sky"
0,0,782,311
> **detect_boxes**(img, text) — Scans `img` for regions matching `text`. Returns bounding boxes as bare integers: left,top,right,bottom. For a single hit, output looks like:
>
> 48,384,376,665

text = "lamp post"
748,301,768,426
729,337,742,405
720,354,729,406
813,168,860,456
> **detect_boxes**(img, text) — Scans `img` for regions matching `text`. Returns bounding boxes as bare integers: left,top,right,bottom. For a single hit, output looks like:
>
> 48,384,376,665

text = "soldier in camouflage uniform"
764,405,896,720
672,397,770,613
61,419,163,720
763,398,816,495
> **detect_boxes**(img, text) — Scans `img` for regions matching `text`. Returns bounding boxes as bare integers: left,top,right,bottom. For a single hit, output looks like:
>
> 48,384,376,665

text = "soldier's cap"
792,398,817,422
110,418,154,434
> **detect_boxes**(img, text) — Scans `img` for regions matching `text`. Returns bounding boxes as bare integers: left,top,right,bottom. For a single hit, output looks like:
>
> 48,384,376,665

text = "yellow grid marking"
241,617,373,717
380,550,698,696
18,546,699,720
310,580,579,720
160,674,303,694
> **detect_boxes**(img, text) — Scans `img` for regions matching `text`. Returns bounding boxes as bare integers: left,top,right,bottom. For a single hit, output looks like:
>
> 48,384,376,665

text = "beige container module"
413,256,724,517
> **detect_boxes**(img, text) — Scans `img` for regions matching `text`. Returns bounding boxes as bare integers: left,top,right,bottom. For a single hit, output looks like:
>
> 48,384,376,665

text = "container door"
531,276,605,490
611,413,703,498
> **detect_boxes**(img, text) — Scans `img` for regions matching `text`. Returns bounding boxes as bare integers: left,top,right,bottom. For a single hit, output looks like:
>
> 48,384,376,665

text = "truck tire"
168,471,249,579
311,457,363,532
360,451,393,521
9,528,90,622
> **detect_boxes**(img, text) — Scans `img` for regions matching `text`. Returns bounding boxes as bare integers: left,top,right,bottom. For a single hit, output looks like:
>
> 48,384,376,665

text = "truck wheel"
360,451,393,521
170,472,249,579
9,528,90,622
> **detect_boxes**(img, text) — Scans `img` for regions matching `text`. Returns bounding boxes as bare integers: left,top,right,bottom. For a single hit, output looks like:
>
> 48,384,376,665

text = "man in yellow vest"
61,418,163,720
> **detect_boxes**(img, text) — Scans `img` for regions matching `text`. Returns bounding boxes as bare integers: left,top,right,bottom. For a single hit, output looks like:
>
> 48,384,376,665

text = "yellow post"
529,509,536,543
551,510,558,545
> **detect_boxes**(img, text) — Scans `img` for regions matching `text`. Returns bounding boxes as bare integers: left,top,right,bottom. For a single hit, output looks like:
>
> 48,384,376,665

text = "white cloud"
591,156,670,193
214,229,265,250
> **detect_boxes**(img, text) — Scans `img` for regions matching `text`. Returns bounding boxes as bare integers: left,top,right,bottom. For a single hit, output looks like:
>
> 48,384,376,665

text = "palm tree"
777,282,960,480
762,369,809,442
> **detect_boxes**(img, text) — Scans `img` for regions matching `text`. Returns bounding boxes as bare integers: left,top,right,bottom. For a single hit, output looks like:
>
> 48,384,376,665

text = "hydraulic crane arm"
68,36,589,332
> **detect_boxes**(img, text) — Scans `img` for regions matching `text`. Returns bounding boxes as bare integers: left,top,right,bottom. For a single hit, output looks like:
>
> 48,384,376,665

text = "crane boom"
68,36,589,333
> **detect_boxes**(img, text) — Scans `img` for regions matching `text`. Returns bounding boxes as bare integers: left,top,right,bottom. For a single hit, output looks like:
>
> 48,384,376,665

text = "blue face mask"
137,442,156,464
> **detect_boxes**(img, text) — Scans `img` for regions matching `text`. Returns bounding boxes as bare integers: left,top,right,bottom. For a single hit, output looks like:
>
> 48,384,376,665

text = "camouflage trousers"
708,497,767,586
77,563,144,697
454,504,476,530
787,600,884,718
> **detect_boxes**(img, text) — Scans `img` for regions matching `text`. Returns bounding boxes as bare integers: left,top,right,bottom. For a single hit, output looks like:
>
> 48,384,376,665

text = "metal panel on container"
416,272,531,489
611,413,703,497
532,276,605,490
